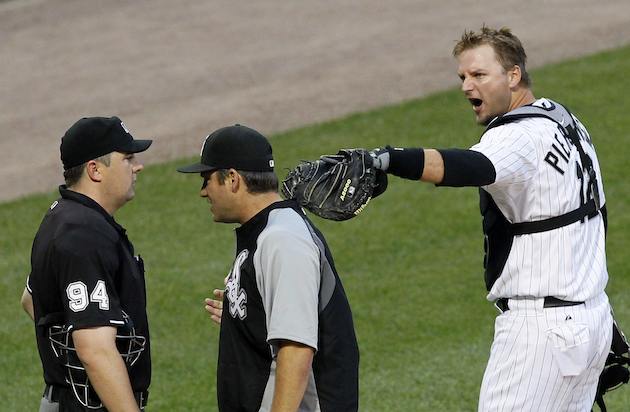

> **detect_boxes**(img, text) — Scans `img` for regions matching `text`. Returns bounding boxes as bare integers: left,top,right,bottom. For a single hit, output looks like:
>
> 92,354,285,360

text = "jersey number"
66,280,110,312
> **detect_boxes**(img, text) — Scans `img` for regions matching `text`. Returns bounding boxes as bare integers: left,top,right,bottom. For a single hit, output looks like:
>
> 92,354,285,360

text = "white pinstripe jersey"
470,98,608,302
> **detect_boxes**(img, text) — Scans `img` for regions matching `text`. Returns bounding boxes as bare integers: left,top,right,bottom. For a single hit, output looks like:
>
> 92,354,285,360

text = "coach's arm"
271,340,315,412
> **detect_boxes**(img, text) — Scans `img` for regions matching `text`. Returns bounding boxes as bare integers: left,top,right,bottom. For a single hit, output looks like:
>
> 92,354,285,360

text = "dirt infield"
2,0,630,202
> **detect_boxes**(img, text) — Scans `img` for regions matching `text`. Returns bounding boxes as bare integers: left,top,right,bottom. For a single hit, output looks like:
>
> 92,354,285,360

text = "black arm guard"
437,148,496,187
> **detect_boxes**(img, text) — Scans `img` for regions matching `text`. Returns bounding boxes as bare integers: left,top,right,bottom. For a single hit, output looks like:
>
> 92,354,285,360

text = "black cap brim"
176,163,218,173
119,139,153,154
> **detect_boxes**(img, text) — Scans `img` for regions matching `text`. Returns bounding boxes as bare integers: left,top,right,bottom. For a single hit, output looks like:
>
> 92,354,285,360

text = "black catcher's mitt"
282,148,387,221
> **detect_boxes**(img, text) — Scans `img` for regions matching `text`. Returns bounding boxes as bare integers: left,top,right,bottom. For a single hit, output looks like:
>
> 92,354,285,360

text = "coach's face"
457,44,517,125
200,170,239,224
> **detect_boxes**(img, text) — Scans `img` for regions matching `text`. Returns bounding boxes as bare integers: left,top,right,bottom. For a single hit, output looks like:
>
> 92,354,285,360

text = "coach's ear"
228,169,242,193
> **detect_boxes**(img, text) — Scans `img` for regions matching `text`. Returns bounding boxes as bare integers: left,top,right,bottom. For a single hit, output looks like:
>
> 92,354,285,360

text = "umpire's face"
100,151,144,211
457,44,518,125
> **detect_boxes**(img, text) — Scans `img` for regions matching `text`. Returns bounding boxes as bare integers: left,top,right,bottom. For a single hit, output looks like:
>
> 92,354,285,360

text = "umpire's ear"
85,159,104,183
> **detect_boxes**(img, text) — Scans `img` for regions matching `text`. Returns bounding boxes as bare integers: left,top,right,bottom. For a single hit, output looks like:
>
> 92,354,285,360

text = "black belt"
43,384,149,408
495,296,584,312
42,384,61,403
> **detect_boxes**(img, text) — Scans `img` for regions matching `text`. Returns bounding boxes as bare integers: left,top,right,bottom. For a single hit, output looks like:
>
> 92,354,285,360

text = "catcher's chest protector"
480,188,513,291
480,100,601,291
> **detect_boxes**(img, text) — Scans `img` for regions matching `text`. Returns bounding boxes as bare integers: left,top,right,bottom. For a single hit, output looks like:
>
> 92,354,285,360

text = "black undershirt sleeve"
437,148,496,187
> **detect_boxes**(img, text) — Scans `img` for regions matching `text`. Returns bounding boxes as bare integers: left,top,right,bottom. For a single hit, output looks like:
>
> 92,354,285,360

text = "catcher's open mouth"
469,98,483,107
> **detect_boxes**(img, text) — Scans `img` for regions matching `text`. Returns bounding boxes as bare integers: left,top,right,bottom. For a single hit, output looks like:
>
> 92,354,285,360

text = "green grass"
3,44,630,411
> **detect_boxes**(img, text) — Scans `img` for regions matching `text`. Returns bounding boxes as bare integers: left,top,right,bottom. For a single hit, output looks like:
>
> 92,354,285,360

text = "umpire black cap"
61,116,152,170
177,124,274,174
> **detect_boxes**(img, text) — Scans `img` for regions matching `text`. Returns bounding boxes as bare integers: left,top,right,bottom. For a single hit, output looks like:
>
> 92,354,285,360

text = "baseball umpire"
177,124,359,411
20,117,152,411
285,26,617,410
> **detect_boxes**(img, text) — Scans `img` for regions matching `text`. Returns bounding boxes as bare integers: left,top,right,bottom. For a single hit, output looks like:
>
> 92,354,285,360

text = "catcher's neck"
238,192,283,225
508,88,536,112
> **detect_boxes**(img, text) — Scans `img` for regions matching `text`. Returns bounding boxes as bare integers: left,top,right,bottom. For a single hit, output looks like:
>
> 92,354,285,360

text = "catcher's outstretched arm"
437,148,496,186
422,149,445,183
372,146,495,187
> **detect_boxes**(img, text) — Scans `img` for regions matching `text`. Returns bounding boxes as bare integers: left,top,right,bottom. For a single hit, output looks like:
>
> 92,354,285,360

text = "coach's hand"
204,289,224,325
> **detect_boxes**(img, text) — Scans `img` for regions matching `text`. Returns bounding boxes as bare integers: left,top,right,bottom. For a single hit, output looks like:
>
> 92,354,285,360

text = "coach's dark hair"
216,169,278,194
63,154,112,188
453,26,531,87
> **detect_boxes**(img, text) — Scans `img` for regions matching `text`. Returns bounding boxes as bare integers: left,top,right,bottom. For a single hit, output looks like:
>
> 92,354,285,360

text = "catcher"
283,26,628,412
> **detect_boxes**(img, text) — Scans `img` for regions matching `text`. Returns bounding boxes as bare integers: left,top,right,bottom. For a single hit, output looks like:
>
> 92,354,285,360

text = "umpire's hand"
204,289,224,325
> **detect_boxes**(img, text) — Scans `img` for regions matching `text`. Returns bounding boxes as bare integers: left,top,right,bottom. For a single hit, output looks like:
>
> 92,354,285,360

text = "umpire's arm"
20,287,34,320
73,327,140,412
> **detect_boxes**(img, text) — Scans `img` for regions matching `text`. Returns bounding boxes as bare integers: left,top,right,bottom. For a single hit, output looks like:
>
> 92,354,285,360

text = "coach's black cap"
177,124,274,173
60,116,153,170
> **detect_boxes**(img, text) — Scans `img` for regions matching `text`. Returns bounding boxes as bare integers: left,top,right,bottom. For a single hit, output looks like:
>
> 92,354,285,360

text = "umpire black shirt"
27,186,151,393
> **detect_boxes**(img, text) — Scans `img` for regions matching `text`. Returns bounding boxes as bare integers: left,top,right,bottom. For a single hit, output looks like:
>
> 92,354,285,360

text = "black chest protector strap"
480,101,603,291
36,311,66,327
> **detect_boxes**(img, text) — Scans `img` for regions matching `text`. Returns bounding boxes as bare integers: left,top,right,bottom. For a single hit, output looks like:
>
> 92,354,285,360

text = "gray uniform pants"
39,396,59,412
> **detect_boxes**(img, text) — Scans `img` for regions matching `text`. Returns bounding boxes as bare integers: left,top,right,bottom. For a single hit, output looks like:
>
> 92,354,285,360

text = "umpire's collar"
59,185,127,236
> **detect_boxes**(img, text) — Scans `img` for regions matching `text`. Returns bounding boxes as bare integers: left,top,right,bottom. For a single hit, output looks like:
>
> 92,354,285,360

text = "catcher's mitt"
282,148,387,221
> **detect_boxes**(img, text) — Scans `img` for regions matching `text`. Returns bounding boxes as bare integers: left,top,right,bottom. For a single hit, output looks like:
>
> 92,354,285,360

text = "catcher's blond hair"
453,26,531,87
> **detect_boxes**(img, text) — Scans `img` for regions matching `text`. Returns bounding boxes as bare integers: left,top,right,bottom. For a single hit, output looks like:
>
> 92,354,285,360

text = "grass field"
2,45,630,411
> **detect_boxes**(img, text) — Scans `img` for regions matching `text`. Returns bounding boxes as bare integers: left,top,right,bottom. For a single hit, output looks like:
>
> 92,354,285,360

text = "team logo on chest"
226,249,249,320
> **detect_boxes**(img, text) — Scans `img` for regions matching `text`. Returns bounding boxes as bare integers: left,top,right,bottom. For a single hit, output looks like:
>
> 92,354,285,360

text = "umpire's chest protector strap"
479,99,602,291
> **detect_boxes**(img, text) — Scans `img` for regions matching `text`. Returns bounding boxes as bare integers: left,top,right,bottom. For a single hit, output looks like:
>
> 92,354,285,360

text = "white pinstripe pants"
478,294,612,412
